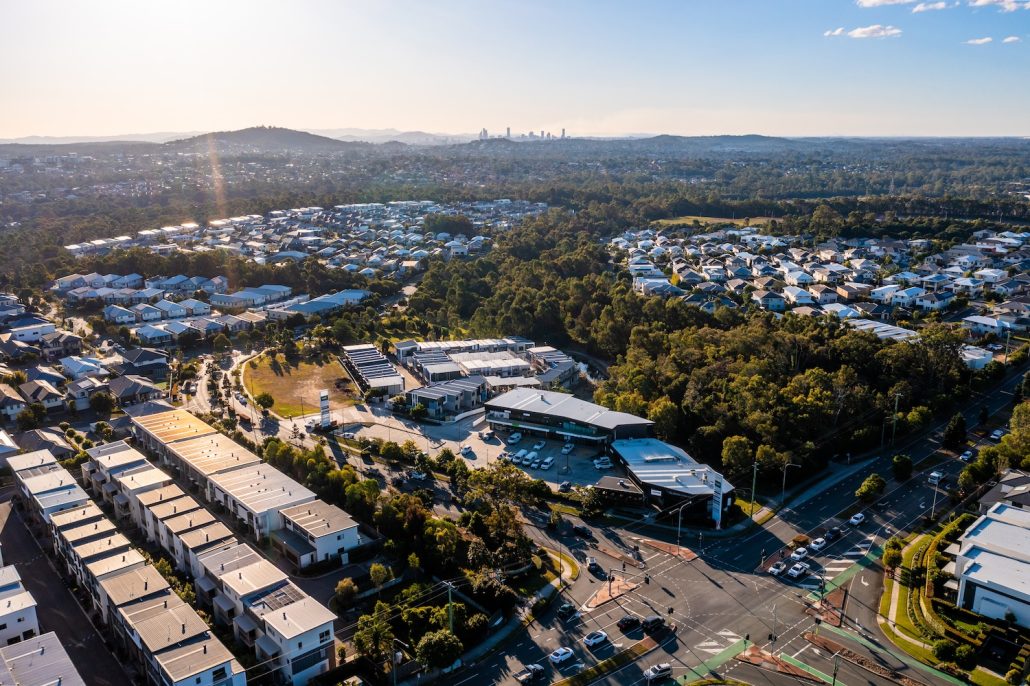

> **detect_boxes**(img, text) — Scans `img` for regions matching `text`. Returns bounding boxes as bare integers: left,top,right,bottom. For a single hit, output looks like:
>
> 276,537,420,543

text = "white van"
540,456,555,470
513,449,528,464
524,451,538,467
928,471,943,486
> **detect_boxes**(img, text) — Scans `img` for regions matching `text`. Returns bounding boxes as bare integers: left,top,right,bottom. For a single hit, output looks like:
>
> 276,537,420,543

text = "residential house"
16,428,74,459
751,290,786,312
782,286,815,306
66,377,109,412
39,331,82,361
0,384,27,423
108,376,164,407
916,291,955,312
104,305,136,324
18,380,66,413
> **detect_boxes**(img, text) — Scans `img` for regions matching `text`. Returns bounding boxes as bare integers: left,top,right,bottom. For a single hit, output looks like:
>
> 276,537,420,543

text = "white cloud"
856,0,915,6
824,27,846,36
1002,35,1022,42
968,0,1030,11
965,36,994,43
912,1,950,11
847,24,904,38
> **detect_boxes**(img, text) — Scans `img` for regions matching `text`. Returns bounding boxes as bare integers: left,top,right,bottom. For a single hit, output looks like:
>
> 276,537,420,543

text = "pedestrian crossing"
694,630,741,655
795,535,875,588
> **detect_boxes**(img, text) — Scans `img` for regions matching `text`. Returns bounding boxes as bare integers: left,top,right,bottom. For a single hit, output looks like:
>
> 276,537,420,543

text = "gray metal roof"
486,388,653,431
0,631,86,686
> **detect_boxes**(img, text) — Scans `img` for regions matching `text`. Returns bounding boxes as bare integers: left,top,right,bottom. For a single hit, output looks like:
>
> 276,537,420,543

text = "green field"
242,353,359,418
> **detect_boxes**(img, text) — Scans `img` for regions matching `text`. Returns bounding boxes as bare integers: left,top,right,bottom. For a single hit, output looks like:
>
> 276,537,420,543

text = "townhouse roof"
166,432,262,477
0,631,86,686
216,558,288,598
5,449,57,476
132,408,217,444
208,463,315,516
280,500,358,539
259,594,336,640
98,564,170,608
49,502,105,531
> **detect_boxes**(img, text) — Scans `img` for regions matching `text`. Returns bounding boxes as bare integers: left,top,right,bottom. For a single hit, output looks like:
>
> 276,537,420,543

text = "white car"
561,443,575,455
809,537,827,552
532,441,546,451
340,432,356,440
594,458,613,470
460,445,473,456
583,630,608,647
849,513,866,526
990,429,1006,441
644,663,673,682
787,562,811,579
768,561,787,576
508,432,523,444
790,547,808,561
549,647,574,664
959,450,974,462
540,456,555,470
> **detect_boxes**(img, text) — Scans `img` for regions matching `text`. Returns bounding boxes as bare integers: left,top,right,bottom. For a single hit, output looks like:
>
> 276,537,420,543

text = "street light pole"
675,500,693,549
831,651,842,686
781,462,801,506
930,480,940,522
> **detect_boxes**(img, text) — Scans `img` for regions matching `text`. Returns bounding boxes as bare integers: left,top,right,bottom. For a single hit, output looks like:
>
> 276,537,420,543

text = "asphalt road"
0,493,128,686
475,367,1024,686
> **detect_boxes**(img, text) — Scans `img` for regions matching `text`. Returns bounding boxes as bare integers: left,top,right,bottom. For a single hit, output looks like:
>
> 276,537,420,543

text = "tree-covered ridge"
407,210,985,484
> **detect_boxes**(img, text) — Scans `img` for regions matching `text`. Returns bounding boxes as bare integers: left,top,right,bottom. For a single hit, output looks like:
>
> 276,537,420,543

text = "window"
212,666,227,681
319,629,330,644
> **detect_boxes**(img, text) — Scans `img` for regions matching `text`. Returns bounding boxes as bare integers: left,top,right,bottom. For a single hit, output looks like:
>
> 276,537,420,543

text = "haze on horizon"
2,0,1029,140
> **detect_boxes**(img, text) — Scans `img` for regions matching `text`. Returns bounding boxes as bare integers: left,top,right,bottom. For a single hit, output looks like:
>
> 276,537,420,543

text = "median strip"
551,635,658,686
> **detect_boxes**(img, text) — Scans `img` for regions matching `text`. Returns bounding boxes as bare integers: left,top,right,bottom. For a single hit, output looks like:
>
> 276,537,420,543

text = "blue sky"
1,0,1028,137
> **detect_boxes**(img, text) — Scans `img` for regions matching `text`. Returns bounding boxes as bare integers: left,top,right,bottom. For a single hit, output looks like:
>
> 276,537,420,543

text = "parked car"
617,615,641,631
556,602,577,619
644,663,673,682
561,443,575,455
824,526,843,542
530,457,542,469
959,449,974,462
524,451,538,465
768,561,787,576
513,449,528,464
587,557,602,573
460,445,473,456
572,525,592,538
990,429,1006,441
790,547,808,561
532,441,546,451
509,432,523,444
787,562,811,579
549,647,574,665
809,537,827,552
558,481,572,493
594,458,613,470
408,471,427,481
583,630,608,647
848,513,866,526
540,456,555,470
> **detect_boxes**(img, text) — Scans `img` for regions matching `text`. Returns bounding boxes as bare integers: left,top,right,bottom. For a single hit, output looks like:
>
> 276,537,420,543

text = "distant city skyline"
1,0,1028,138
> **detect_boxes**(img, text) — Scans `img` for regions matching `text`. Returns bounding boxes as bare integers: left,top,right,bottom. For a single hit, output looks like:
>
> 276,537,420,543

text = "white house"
103,305,135,324
0,565,39,646
276,500,362,569
963,316,1016,337
954,504,1030,628
891,286,926,308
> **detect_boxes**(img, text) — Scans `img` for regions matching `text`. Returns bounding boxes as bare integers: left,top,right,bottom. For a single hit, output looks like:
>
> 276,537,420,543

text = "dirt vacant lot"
243,353,360,418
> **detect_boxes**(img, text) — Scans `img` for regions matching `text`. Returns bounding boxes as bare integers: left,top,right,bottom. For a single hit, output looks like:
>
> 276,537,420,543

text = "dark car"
617,615,641,632
641,615,665,633
572,525,592,538
824,526,843,542
556,602,577,619
558,481,572,493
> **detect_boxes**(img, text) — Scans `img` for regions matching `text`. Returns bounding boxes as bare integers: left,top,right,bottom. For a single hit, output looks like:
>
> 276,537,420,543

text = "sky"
1,0,1029,138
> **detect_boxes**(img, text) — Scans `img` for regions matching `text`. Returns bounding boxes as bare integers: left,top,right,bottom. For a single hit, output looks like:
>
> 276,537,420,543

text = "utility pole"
831,652,841,686
891,392,902,446
749,460,758,522
446,581,454,633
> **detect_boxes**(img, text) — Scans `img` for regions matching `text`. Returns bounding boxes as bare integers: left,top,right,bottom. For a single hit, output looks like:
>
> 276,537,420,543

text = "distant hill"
164,126,364,154
0,131,203,145
311,128,476,145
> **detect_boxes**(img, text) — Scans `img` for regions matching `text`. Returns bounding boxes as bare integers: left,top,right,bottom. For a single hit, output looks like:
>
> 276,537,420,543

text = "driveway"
0,494,127,686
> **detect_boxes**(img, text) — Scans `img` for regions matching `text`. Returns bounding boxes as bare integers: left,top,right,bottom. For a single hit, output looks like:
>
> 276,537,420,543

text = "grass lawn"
970,668,1009,686
242,353,360,418
655,215,776,227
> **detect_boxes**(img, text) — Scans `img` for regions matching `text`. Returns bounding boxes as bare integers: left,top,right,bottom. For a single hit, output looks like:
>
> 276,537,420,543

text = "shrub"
933,638,957,662
954,644,976,670
1004,669,1021,685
